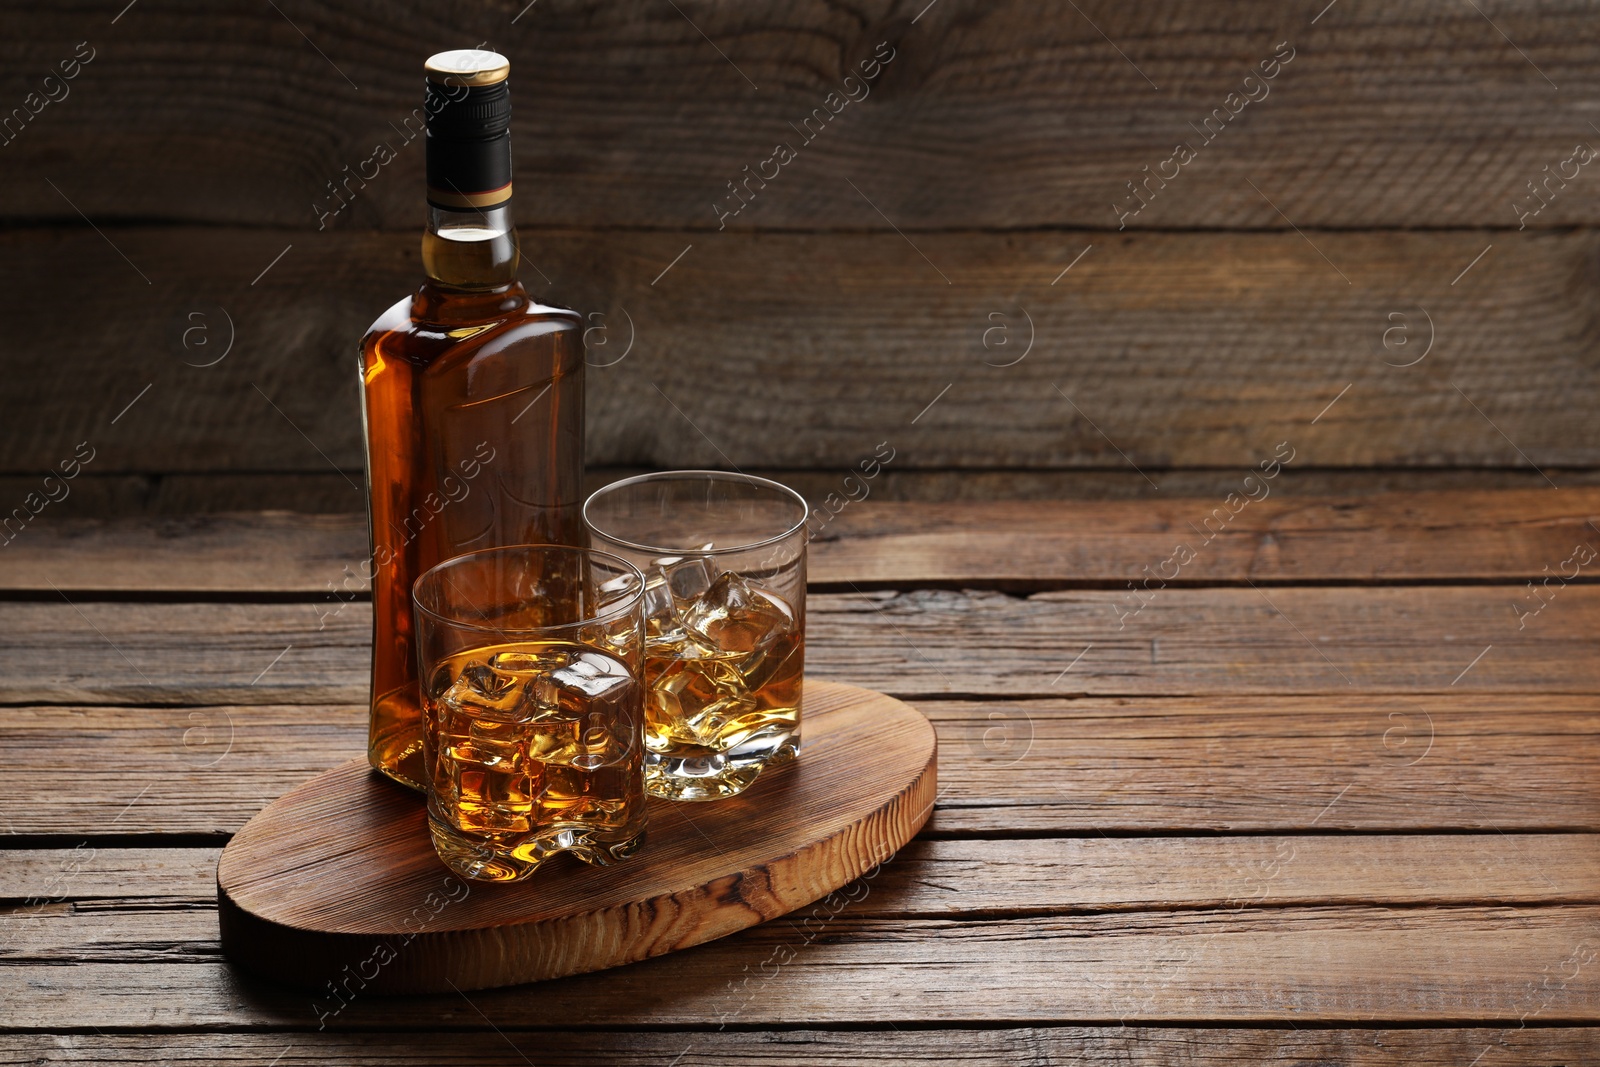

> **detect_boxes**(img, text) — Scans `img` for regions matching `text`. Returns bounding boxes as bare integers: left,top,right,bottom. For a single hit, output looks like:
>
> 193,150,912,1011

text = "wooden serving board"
217,680,936,995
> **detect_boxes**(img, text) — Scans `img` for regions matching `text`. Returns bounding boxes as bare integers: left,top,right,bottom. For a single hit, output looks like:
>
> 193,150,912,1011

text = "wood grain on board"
217,682,936,993
2,227,1594,473
8,835,1599,914
3,1,1595,231
4,490,1592,592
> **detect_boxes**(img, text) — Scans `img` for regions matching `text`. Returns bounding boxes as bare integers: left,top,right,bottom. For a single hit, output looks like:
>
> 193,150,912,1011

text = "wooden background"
3,0,1598,513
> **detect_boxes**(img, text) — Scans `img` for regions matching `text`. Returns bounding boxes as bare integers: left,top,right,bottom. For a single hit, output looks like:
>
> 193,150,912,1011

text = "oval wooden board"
217,680,936,995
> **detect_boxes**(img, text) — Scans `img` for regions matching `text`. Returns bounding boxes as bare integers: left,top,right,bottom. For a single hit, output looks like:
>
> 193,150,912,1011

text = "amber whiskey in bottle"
360,49,585,790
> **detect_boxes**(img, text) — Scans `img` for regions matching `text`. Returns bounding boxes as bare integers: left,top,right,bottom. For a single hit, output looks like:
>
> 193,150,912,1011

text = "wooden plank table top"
2,489,1597,1064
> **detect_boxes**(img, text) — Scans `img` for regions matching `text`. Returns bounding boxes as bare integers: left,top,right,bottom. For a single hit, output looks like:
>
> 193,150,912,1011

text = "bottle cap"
425,49,510,86
423,50,513,211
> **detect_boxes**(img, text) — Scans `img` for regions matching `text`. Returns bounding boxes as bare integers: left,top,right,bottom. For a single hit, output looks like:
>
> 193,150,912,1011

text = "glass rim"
582,469,810,556
411,542,646,634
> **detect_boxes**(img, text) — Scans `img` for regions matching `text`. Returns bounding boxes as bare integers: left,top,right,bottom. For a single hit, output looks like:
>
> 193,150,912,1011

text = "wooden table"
4,490,1598,1063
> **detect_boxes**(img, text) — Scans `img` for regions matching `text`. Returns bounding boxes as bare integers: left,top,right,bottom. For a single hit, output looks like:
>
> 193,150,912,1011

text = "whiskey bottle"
359,49,585,790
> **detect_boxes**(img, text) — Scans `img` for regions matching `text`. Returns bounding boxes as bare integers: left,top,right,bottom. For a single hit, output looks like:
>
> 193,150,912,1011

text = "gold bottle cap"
425,49,510,86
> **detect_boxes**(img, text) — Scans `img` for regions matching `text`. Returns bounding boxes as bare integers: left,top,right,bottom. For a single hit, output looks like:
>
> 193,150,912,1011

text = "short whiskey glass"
413,545,647,881
583,472,808,801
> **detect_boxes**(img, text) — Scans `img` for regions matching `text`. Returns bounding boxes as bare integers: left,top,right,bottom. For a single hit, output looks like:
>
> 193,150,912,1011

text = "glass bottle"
359,49,585,790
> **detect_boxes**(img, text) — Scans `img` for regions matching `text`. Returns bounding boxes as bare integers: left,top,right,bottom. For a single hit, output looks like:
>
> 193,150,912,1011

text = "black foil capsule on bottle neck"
422,49,513,211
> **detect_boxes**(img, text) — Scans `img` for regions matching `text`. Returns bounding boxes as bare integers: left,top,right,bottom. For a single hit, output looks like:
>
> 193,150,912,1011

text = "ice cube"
526,717,583,765
730,636,802,694
641,556,720,642
527,650,637,749
528,652,622,719
434,708,535,834
440,730,522,771
443,756,534,833
661,555,718,608
644,627,692,668
645,647,749,746
553,651,635,699
459,660,511,698
682,572,796,656
641,571,678,637
427,662,456,700
440,661,530,723
538,763,633,823
528,676,578,720
651,652,745,716
682,692,759,747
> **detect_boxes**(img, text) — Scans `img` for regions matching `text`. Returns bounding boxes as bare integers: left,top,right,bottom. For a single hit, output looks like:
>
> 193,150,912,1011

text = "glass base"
645,727,799,802
430,818,646,882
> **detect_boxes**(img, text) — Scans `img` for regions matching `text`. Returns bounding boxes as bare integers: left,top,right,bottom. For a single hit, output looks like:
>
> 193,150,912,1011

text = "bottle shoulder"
363,293,420,342
363,289,588,390
364,287,580,338
361,286,582,370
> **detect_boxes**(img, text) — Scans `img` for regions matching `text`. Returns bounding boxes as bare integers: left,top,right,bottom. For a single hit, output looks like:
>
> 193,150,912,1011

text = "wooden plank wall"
1,0,1597,512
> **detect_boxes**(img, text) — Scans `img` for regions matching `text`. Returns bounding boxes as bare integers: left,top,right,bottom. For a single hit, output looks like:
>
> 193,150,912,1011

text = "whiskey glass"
413,545,647,882
583,472,808,801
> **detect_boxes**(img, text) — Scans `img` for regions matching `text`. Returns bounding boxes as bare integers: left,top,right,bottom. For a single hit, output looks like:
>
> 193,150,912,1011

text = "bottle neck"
421,202,519,290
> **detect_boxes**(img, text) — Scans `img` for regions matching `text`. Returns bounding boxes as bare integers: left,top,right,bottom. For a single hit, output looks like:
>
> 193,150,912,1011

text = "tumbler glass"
413,544,647,882
583,471,808,801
